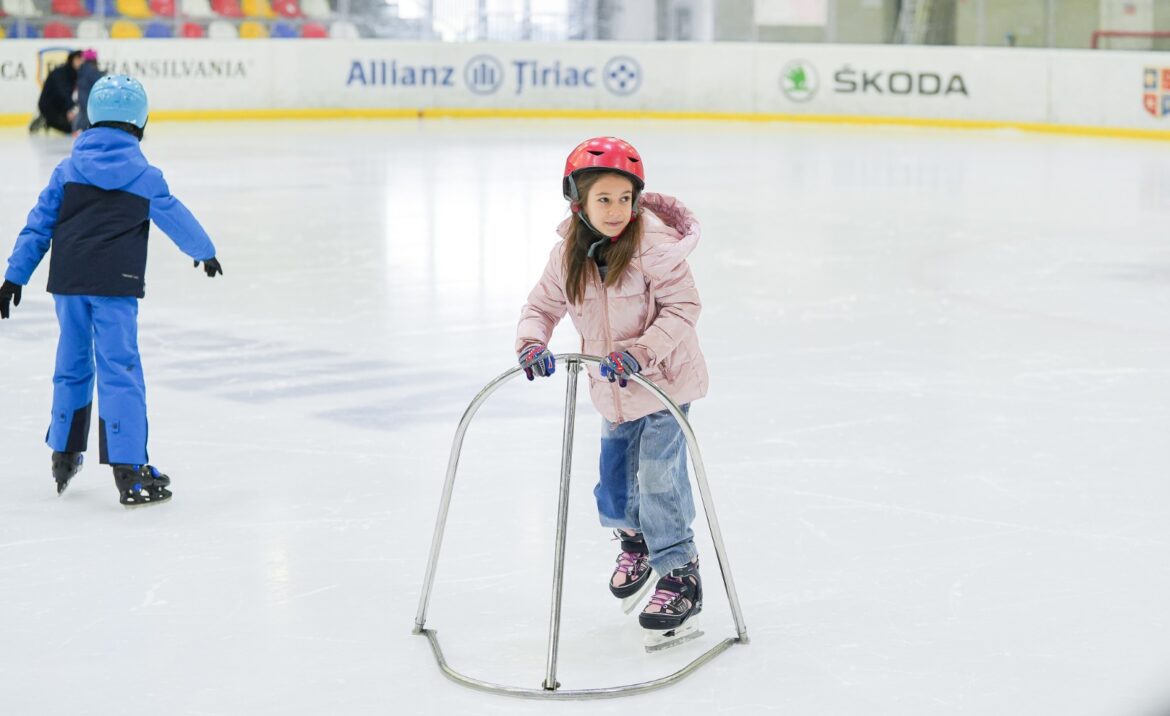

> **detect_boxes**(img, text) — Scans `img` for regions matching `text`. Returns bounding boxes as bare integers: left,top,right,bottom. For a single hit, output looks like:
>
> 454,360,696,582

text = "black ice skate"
112,464,172,508
52,451,84,495
609,530,656,614
639,560,703,652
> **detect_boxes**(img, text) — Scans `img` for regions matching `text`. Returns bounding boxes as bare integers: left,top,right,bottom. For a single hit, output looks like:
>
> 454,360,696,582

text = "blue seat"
6,22,43,37
144,21,173,36
84,0,121,14
271,20,298,37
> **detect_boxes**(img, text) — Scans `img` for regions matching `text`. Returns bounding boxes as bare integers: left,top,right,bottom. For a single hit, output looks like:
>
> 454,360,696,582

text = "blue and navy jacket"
4,127,215,298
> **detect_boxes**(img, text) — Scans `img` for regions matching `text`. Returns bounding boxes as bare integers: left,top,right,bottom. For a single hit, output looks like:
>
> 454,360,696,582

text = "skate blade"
643,621,703,653
620,570,657,615
121,495,172,510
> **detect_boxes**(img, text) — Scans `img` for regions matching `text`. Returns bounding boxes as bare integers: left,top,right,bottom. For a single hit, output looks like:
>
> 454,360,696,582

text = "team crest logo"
1142,66,1170,117
37,47,74,86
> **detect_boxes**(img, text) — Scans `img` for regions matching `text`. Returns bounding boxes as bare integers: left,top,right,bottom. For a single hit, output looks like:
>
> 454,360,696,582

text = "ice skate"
639,560,703,652
112,464,172,508
52,451,84,495
609,529,656,614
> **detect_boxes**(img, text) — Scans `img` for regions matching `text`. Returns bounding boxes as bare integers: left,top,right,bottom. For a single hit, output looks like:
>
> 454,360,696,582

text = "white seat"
180,0,215,19
206,19,239,38
329,19,358,38
3,0,43,18
76,19,110,37
300,0,330,21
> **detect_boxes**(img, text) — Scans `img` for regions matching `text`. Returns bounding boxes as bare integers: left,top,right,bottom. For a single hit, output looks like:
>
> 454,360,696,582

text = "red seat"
149,0,175,15
52,0,89,16
272,0,300,17
301,21,326,37
43,21,75,37
210,0,243,17
180,21,206,36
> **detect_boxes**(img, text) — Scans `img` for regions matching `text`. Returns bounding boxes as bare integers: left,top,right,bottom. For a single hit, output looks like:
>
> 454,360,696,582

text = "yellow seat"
239,20,269,38
110,20,144,38
241,0,276,18
115,0,154,18
0,26,6,39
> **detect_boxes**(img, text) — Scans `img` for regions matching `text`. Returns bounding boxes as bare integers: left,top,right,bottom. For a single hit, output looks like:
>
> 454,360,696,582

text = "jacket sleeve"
147,169,217,261
631,251,701,371
515,243,569,353
4,166,65,285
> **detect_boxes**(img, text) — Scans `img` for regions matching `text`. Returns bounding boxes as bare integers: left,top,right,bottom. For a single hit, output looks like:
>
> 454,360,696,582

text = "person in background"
28,50,83,135
0,75,224,508
72,49,106,135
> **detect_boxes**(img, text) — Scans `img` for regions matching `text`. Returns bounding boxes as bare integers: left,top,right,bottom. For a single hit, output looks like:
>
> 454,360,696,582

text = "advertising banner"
0,40,1166,136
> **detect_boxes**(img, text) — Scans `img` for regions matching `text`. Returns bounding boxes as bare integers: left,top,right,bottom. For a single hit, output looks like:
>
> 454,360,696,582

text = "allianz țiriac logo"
348,55,642,96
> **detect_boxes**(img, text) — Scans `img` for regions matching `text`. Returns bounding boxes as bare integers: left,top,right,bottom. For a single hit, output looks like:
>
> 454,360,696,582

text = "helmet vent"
628,157,640,163
587,150,604,156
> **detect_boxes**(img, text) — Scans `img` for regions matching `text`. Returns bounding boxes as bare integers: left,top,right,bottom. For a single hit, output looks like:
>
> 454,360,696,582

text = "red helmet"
562,136,645,202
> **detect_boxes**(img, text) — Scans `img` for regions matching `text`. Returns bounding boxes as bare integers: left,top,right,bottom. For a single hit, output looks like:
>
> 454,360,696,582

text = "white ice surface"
1,119,1168,715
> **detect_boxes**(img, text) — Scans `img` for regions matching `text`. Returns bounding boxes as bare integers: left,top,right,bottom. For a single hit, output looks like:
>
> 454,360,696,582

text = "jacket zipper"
595,266,623,423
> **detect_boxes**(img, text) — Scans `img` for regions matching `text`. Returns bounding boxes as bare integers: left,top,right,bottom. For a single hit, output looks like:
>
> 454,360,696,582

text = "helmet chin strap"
573,202,630,258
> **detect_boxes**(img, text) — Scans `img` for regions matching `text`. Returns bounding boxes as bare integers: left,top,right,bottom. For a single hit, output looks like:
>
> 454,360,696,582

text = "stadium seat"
110,18,142,36
76,18,107,35
270,20,295,36
299,0,327,20
2,0,41,18
240,0,273,18
179,20,204,36
210,0,242,17
179,0,212,18
83,0,118,15
0,25,6,38
238,19,266,37
143,20,171,35
6,20,40,35
43,20,74,36
328,18,356,38
300,20,326,37
271,0,299,18
148,0,172,14
205,18,236,37
115,0,154,18
52,0,89,16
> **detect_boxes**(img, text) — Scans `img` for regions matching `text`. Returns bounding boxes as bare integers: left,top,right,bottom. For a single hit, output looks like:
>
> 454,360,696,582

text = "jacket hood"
555,192,700,257
70,127,149,191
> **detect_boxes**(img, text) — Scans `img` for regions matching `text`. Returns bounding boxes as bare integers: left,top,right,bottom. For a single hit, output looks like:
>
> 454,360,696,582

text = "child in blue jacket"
0,75,223,507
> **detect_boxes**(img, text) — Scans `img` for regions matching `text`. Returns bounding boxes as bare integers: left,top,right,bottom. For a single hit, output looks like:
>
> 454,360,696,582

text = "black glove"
0,280,22,320
194,257,223,277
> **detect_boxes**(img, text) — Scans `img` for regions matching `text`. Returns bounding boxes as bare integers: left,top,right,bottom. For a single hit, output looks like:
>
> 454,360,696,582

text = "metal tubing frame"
413,354,748,699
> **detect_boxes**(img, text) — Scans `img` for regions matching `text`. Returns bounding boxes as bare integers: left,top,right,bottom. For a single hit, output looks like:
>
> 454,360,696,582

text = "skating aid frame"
413,354,749,699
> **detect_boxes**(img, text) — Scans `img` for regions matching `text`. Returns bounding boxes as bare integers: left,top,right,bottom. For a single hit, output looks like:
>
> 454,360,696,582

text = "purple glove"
599,351,640,388
518,344,555,381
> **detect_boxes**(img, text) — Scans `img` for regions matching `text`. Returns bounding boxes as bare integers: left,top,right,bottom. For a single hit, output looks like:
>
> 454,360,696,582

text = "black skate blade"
121,493,172,509
643,621,702,653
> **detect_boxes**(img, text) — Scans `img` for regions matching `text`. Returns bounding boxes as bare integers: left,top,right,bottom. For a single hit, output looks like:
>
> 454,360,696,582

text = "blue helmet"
88,74,149,129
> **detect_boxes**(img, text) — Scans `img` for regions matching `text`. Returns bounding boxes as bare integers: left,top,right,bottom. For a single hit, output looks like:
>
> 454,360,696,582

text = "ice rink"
1,118,1169,715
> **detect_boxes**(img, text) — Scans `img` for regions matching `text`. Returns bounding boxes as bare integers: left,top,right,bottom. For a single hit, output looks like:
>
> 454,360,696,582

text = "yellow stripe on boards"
1,107,1169,142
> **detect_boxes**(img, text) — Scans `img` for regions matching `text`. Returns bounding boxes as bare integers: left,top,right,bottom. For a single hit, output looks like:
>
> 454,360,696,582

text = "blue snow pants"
594,405,698,575
46,295,148,465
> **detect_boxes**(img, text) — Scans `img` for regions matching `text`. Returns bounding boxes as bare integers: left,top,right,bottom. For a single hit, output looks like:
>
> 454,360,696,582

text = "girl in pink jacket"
516,136,708,649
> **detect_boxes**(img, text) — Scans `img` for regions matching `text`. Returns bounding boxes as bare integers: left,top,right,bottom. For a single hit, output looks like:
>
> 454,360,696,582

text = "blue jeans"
46,295,149,465
594,405,697,575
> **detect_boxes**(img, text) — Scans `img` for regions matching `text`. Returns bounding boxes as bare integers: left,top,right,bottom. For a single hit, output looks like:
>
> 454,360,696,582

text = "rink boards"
0,40,1168,137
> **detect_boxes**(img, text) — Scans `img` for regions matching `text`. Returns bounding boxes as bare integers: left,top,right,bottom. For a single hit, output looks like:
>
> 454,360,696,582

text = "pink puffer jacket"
515,192,708,424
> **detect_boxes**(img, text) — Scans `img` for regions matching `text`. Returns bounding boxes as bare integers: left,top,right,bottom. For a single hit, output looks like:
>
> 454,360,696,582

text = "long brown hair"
562,171,644,305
